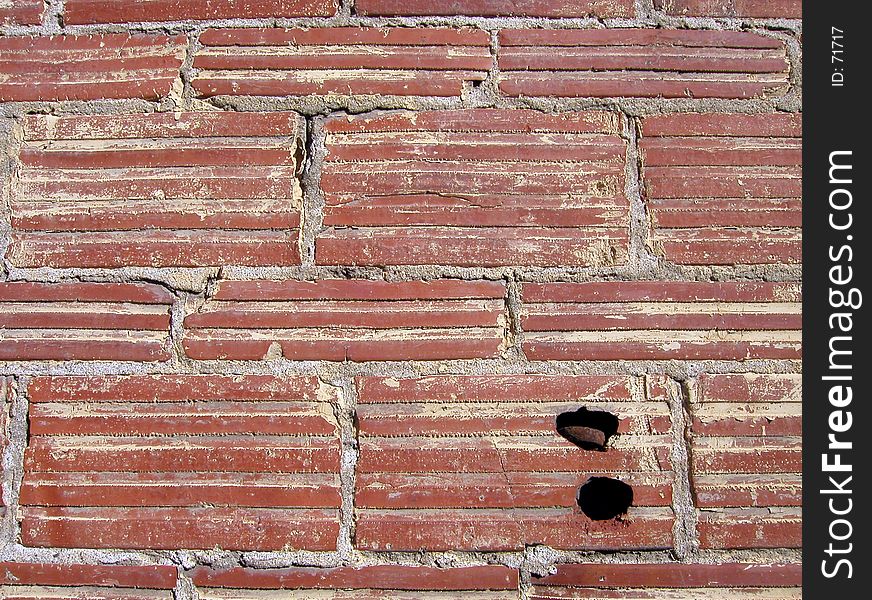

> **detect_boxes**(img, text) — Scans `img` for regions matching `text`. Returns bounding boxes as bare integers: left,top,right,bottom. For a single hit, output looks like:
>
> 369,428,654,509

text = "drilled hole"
576,477,633,520
556,407,619,451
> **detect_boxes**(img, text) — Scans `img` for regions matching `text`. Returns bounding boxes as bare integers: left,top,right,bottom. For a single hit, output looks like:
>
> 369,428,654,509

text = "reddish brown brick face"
0,0,801,595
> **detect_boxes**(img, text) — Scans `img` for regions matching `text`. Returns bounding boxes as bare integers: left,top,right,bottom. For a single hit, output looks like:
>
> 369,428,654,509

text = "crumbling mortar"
666,377,700,560
625,113,659,275
299,115,327,270
322,376,359,560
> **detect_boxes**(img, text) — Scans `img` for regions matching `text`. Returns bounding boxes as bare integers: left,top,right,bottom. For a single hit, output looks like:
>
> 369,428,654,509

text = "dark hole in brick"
576,477,633,520
555,407,619,451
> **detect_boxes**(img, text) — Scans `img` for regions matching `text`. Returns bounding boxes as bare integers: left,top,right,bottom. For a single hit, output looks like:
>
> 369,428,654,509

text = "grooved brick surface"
191,565,518,598
0,0,802,591
498,29,790,99
0,283,173,361
355,375,674,551
0,34,186,102
183,279,507,361
355,0,633,17
193,28,491,98
531,562,802,599
318,110,629,267
0,562,177,599
521,281,801,361
691,373,802,549
66,0,338,23
654,0,802,18
10,112,304,268
20,375,341,551
0,0,43,25
641,113,801,265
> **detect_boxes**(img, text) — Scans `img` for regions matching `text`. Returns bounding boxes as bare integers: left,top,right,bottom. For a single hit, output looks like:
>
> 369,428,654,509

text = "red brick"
0,562,177,598
0,0,43,25
193,28,490,98
318,109,628,267
521,282,801,361
183,279,506,361
498,29,789,99
0,283,172,362
66,0,337,23
690,373,802,544
190,565,518,591
654,0,801,18
355,375,674,551
698,509,801,549
21,507,340,551
641,113,801,265
531,562,801,599
535,562,800,587
356,0,633,17
20,375,341,551
0,34,186,102
10,112,303,268
356,508,674,551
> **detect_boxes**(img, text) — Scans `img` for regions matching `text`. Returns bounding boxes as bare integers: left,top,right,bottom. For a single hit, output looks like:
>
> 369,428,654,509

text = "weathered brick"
318,110,629,267
531,562,801,599
193,28,490,97
356,0,633,17
0,562,177,599
66,0,337,23
521,281,801,361
0,34,186,102
20,375,341,551
0,283,173,361
183,280,507,361
641,113,801,265
355,375,674,551
654,0,801,18
690,373,801,549
498,29,789,99
191,565,518,598
10,112,303,268
0,0,43,25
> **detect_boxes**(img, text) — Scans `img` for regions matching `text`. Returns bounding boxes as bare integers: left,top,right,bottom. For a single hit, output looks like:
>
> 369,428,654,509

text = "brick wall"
1,1,801,598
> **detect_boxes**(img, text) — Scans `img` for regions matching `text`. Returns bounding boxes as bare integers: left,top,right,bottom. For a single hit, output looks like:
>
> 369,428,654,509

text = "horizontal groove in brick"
191,565,518,591
21,507,340,551
497,29,789,99
193,28,490,98
66,0,338,23
183,279,507,361
654,0,801,18
20,375,341,551
10,112,303,268
318,109,629,267
0,283,172,362
0,0,43,25
355,375,674,551
690,373,801,549
697,507,801,550
531,562,801,599
521,281,801,361
355,0,634,17
356,507,675,552
0,34,186,102
0,562,177,599
641,113,801,265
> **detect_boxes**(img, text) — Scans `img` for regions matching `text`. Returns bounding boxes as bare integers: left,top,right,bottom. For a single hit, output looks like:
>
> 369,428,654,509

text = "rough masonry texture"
0,1,801,598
